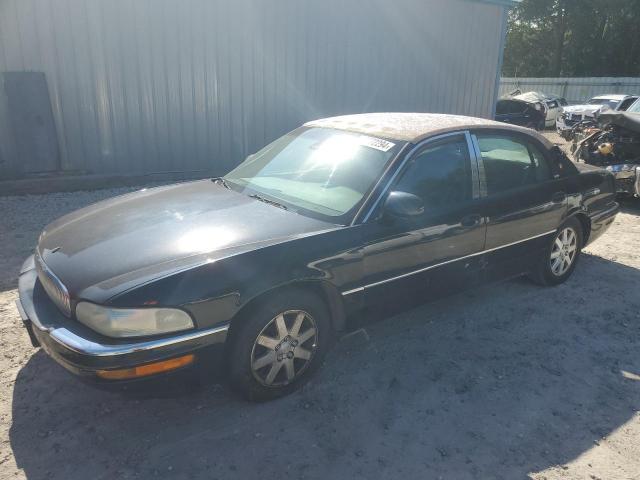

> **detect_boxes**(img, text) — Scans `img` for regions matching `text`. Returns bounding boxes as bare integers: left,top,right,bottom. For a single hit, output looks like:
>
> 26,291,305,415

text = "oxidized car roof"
305,112,553,147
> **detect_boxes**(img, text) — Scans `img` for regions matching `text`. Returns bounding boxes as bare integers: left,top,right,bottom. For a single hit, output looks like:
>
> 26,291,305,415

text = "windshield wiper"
249,193,288,210
211,177,231,189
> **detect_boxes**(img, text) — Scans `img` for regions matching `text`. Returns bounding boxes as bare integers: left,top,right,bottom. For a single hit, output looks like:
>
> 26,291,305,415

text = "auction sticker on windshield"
357,135,395,152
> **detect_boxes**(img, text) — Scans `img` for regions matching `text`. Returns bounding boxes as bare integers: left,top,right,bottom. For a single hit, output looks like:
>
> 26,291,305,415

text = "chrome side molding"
341,230,556,295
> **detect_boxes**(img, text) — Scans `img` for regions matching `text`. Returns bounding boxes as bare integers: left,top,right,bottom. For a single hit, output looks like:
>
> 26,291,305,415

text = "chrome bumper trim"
47,323,229,357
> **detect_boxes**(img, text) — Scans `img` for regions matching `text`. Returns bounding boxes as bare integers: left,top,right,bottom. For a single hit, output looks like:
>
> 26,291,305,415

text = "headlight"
75,302,194,338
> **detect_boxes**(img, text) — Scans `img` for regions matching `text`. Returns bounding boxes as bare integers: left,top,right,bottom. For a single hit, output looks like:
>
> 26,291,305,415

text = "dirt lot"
1,133,639,480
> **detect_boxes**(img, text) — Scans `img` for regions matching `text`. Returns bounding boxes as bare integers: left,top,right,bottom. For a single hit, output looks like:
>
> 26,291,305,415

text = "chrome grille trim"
35,252,71,317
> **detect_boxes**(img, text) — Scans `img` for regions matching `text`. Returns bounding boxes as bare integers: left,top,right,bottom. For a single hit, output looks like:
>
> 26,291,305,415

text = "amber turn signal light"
96,354,195,380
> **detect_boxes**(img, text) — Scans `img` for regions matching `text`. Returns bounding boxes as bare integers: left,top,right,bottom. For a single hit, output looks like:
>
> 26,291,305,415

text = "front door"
358,132,487,316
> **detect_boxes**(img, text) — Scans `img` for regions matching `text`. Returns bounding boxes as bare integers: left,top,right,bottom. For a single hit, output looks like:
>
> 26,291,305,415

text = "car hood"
561,104,603,116
37,180,338,299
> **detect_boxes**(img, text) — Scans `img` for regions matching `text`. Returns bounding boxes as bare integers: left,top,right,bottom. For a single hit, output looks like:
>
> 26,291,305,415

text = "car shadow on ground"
9,254,640,480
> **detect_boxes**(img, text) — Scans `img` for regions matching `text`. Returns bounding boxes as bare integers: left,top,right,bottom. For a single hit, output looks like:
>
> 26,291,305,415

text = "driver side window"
393,136,472,210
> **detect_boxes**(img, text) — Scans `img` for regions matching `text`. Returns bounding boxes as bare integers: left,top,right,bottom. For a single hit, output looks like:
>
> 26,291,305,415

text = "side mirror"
383,191,424,219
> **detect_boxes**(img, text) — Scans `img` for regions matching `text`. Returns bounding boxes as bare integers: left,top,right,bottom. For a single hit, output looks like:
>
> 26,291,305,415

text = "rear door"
358,132,486,315
470,130,569,281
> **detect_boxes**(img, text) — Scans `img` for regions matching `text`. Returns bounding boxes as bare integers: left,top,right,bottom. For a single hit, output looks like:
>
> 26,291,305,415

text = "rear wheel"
227,290,332,401
531,218,583,286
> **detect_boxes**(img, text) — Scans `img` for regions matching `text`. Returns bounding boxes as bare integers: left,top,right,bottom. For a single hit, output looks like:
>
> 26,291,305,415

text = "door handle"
461,214,482,227
551,192,567,203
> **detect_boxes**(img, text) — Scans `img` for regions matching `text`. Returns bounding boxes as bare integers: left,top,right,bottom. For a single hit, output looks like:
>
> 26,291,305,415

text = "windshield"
224,127,403,223
588,98,619,109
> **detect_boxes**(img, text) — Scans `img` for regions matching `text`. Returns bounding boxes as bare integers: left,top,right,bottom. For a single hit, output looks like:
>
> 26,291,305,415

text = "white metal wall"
0,0,508,180
500,77,640,104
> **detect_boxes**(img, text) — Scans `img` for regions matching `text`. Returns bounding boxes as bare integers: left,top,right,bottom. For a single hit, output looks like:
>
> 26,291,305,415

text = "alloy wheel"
250,310,318,387
550,227,578,276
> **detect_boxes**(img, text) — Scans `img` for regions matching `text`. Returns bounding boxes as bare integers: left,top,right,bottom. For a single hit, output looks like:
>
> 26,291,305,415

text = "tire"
530,217,583,286
227,289,332,401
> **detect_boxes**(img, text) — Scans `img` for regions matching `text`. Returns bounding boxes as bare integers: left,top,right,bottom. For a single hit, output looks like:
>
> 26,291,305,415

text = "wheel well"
573,213,591,245
225,281,347,348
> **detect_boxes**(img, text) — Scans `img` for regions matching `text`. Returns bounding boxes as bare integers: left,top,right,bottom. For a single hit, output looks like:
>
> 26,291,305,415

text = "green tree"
503,0,640,77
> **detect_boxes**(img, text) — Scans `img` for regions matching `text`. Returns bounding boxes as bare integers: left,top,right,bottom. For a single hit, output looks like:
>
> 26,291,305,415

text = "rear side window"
477,135,551,195
394,136,471,209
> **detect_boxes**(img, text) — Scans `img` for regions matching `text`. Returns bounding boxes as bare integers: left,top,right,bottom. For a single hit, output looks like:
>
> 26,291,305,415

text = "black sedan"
17,113,619,401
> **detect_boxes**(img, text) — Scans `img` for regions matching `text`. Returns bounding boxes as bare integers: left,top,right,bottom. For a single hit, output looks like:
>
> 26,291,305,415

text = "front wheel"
530,218,583,286
227,290,332,401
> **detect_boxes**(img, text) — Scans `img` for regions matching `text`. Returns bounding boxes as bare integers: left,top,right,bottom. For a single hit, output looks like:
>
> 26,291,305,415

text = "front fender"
109,226,365,330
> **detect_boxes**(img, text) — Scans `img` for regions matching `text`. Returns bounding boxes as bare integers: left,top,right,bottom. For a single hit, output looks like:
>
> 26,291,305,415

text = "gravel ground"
1,134,639,480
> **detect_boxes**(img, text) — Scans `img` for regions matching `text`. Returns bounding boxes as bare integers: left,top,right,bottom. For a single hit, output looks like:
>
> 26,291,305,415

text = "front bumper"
16,258,229,380
556,116,574,134
556,114,594,137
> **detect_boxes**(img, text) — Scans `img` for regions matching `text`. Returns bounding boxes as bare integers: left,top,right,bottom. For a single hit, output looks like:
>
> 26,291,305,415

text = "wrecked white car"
573,104,640,197
557,94,639,139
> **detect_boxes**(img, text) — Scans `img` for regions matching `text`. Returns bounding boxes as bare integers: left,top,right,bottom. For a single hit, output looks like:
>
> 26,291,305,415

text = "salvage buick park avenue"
17,113,619,400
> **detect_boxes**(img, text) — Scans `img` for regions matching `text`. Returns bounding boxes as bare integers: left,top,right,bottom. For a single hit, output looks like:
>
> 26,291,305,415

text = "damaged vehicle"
573,104,640,196
512,91,568,128
557,94,639,139
495,97,547,130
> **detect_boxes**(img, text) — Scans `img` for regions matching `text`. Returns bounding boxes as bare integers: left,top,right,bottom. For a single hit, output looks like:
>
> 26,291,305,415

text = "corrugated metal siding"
500,77,640,104
0,0,506,180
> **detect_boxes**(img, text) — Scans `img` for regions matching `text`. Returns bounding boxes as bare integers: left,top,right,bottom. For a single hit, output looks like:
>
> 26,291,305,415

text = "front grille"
563,114,581,126
35,252,72,317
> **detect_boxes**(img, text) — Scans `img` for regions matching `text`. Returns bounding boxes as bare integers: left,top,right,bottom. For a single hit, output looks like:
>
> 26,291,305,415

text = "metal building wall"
0,0,507,180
